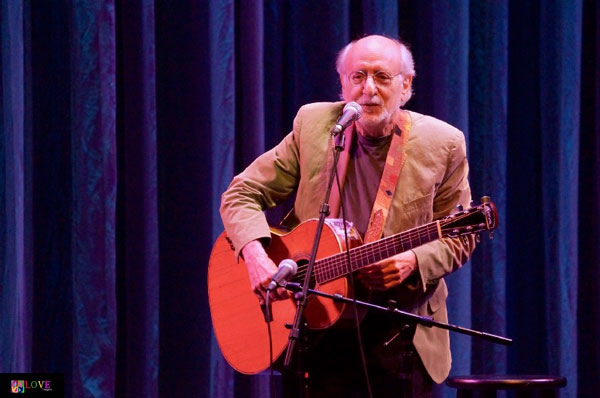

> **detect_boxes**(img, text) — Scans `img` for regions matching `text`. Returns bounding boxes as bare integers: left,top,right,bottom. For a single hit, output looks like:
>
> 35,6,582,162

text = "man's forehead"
344,36,402,71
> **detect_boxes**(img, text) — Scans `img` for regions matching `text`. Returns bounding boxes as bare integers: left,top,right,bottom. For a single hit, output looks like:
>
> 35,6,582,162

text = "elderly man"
220,35,475,397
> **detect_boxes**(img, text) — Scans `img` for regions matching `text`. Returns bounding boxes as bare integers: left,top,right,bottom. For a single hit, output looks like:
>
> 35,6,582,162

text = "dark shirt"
341,130,393,237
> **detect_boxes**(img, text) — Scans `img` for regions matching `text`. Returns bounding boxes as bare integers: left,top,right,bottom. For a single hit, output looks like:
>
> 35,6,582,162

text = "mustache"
338,93,382,106
358,97,381,106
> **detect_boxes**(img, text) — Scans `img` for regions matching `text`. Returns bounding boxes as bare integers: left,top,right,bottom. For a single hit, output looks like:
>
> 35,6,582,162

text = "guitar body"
209,198,498,375
208,219,362,375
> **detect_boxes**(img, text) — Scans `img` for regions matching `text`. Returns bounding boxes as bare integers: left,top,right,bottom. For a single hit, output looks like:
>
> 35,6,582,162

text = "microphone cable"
264,292,276,398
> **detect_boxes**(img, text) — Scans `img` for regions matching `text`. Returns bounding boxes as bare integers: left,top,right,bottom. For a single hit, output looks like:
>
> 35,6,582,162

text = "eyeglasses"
347,70,403,87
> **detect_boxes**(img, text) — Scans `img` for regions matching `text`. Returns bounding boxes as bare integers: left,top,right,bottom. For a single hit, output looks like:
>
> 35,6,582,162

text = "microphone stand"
282,130,346,379
283,282,513,346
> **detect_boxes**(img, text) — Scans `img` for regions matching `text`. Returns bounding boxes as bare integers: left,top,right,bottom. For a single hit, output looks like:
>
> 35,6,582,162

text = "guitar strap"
363,110,411,243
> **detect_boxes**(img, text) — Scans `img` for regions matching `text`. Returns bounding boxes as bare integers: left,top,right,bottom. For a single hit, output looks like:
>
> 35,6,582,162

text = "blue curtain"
1,1,598,397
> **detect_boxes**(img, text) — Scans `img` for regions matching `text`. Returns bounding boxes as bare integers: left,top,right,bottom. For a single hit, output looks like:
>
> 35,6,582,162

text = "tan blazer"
220,101,476,383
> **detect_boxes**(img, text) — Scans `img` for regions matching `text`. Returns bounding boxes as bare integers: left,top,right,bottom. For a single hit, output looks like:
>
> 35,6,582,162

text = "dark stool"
446,375,567,398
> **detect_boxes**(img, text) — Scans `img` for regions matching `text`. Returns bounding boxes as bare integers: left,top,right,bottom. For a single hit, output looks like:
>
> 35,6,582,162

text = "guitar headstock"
440,196,498,238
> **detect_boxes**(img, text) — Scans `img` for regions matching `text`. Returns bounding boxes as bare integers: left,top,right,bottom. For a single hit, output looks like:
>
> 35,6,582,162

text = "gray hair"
336,36,416,105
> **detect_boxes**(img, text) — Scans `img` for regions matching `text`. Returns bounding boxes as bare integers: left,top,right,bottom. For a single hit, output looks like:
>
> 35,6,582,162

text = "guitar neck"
314,220,442,284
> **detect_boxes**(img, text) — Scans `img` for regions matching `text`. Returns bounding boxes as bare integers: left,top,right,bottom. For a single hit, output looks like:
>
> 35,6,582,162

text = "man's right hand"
241,240,291,304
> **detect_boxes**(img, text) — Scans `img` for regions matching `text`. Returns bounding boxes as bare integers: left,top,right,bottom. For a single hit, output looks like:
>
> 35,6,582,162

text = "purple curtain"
1,1,598,397
1,0,31,374
115,1,159,397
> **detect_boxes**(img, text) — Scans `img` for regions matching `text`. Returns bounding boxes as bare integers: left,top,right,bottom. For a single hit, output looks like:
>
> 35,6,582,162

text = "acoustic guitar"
208,197,497,374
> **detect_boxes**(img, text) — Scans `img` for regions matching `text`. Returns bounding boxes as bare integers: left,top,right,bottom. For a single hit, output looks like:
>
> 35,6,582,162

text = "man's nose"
362,75,377,96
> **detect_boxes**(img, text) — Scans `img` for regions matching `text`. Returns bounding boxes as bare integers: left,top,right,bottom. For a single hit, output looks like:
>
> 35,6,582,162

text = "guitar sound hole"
291,258,316,289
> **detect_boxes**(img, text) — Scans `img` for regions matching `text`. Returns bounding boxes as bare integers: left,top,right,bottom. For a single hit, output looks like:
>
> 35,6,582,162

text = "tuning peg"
481,196,491,203
456,204,464,212
488,231,494,240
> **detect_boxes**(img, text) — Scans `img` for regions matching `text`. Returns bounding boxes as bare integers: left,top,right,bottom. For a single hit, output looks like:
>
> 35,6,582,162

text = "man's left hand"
357,250,418,291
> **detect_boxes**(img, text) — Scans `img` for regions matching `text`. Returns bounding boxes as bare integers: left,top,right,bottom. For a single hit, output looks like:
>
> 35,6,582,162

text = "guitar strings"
290,209,480,284
292,223,440,283
311,224,439,281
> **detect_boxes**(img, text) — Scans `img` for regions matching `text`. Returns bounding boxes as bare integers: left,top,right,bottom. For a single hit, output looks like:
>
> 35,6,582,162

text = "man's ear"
403,75,413,93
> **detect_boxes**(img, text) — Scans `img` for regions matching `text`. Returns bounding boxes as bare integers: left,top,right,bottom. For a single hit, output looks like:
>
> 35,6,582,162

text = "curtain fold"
70,1,117,396
577,1,600,397
208,1,236,397
0,1,597,397
29,0,73,387
468,0,508,376
0,0,31,374
154,1,215,396
538,3,582,398
506,0,547,379
115,1,159,397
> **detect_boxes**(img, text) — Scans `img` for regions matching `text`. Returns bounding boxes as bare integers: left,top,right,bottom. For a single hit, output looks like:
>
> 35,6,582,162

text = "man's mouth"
361,103,381,112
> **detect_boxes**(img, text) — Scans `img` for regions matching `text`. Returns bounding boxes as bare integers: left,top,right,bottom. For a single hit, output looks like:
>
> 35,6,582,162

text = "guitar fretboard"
313,221,441,284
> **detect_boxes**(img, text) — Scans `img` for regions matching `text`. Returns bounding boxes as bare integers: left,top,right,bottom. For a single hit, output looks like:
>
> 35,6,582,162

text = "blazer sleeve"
220,116,303,259
411,131,477,290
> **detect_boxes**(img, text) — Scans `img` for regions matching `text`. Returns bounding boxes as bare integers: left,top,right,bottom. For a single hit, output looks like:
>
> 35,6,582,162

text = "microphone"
330,102,362,136
266,259,298,291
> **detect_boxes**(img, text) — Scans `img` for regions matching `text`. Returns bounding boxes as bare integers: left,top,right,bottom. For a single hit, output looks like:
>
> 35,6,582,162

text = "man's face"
340,37,412,137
